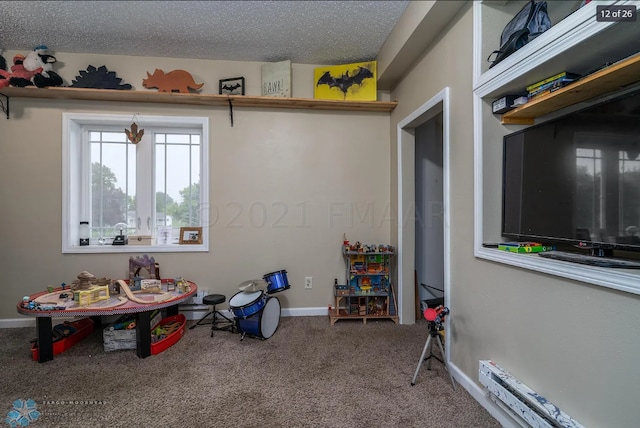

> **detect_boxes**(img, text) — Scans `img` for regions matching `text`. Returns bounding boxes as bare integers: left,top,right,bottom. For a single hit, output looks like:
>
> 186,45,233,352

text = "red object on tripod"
424,307,437,321
423,305,446,322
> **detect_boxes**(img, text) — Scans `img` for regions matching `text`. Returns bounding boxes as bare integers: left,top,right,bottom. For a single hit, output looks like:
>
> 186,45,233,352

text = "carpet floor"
0,315,500,427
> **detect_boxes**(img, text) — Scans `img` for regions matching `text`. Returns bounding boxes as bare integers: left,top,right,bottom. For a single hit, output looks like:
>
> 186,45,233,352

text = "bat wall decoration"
314,61,377,101
219,77,245,95
316,66,373,97
222,83,241,92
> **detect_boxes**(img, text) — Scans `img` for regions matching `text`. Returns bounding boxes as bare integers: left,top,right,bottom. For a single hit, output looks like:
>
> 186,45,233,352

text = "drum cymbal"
238,279,267,291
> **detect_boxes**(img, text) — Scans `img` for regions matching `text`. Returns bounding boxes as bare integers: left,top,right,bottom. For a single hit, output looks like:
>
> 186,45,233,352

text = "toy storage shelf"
501,52,640,125
0,86,398,113
330,249,398,325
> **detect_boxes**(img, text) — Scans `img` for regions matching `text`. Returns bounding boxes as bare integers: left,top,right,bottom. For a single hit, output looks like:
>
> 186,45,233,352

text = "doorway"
397,87,450,332
415,112,445,315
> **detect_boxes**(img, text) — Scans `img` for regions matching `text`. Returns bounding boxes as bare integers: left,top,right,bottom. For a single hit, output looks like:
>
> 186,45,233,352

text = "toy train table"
16,280,197,363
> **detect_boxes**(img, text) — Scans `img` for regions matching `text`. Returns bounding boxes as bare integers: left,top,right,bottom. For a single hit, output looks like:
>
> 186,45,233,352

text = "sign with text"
261,60,291,97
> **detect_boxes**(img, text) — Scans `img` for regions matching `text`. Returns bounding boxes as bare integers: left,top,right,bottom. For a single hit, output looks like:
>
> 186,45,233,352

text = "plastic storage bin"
31,318,94,361
150,314,186,355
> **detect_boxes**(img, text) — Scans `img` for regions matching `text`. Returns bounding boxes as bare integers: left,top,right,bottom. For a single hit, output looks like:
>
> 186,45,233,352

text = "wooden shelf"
329,309,399,325
333,248,398,325
0,86,397,113
501,52,640,125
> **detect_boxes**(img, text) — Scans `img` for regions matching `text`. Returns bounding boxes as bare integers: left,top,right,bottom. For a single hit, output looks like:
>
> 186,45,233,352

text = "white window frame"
62,113,209,253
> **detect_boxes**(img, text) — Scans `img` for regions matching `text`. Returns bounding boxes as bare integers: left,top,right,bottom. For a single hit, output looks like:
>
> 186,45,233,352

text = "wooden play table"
16,280,197,363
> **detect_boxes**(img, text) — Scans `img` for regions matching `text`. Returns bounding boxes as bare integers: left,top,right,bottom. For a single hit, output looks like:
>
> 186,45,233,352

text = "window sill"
63,244,208,254
475,247,640,296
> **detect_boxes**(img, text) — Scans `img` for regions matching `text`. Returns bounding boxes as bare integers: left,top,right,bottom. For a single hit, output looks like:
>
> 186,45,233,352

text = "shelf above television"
0,86,398,114
501,52,640,125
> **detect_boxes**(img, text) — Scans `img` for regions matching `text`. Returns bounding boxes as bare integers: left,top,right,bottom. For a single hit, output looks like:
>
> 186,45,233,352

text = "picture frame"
179,227,203,244
219,77,245,95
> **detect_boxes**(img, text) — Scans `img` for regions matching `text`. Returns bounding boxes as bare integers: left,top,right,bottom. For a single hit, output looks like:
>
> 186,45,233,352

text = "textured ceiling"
0,1,409,65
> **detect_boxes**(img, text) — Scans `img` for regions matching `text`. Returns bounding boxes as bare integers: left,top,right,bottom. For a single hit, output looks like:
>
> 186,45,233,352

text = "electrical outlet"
191,290,209,305
305,277,312,289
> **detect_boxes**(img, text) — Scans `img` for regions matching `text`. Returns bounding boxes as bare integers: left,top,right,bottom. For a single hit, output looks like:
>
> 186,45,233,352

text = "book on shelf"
526,72,580,92
528,76,579,98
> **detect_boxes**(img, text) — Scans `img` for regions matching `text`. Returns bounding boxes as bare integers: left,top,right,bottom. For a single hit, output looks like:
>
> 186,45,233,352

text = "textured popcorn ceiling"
0,1,409,64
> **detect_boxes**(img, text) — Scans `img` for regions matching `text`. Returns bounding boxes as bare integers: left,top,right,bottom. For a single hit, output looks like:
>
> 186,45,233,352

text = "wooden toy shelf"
330,291,399,325
0,86,397,114
501,52,640,125
330,248,398,325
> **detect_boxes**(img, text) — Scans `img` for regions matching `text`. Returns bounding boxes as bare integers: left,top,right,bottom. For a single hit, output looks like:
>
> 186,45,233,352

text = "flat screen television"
502,87,640,264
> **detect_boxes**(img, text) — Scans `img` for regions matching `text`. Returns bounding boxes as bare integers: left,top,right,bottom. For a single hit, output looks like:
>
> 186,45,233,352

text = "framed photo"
179,227,203,244
219,77,245,95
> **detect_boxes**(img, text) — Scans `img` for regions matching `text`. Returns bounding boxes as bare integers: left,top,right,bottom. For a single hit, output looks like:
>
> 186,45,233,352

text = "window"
575,147,603,236
62,113,209,253
575,134,640,243
618,149,640,236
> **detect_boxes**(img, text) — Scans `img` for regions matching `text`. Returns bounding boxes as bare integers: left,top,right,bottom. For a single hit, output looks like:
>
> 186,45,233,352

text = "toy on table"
116,279,173,304
74,285,109,306
129,255,159,283
67,271,111,306
175,277,190,293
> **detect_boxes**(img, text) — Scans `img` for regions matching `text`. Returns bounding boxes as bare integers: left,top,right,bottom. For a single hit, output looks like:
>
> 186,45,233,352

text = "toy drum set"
228,270,290,340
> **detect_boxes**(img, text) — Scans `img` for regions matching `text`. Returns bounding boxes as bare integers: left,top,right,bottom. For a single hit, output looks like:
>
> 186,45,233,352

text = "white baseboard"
1,306,330,328
1,318,38,328
448,361,519,428
182,306,328,321
281,306,327,317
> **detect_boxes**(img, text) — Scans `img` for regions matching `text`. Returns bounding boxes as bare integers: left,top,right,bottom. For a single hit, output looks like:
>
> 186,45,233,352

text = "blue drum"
236,296,281,340
263,270,290,294
229,290,265,319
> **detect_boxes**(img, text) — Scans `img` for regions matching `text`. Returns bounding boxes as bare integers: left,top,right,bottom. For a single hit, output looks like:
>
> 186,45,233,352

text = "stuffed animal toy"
22,45,63,88
8,54,41,87
0,51,10,88
0,70,10,89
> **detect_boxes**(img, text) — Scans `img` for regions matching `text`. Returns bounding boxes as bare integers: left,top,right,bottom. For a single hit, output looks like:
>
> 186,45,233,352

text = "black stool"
189,294,235,337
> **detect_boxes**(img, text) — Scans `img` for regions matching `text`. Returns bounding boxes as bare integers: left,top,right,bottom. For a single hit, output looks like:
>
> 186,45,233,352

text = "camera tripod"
410,319,456,390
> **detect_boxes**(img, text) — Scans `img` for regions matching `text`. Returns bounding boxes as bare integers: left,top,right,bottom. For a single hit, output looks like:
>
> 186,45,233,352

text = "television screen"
502,88,640,254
